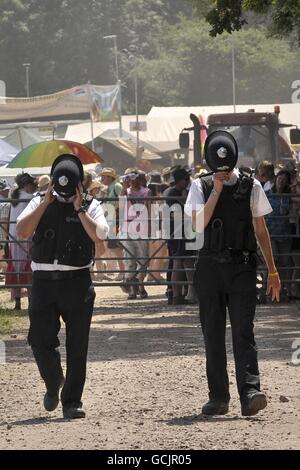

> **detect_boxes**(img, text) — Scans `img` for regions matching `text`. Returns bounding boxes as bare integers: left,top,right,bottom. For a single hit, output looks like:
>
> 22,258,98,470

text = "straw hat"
89,179,106,193
99,167,117,180
38,175,51,190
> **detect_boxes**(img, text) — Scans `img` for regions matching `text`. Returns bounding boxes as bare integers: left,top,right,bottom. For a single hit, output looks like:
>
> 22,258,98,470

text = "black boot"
63,404,86,420
14,298,21,310
201,400,229,416
44,376,65,412
241,391,267,417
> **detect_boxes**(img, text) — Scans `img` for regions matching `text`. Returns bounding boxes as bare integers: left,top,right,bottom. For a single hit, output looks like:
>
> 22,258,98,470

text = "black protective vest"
201,173,257,253
32,198,94,266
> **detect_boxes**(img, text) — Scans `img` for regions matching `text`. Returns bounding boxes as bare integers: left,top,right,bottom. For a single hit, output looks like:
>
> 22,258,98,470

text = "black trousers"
28,270,95,408
194,255,260,403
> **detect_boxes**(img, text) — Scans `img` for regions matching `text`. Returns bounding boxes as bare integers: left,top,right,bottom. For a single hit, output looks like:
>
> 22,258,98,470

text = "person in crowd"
88,179,106,199
5,173,36,310
83,170,95,191
37,175,51,193
99,168,125,282
287,169,300,299
265,169,293,300
138,170,148,189
16,154,109,419
147,172,169,283
163,167,196,305
0,179,11,274
120,169,151,299
255,160,275,192
161,167,173,192
88,179,109,281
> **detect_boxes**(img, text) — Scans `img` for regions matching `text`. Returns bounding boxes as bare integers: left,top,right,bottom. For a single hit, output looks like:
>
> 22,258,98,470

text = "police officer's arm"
73,187,104,242
253,216,281,302
17,182,55,239
192,172,230,232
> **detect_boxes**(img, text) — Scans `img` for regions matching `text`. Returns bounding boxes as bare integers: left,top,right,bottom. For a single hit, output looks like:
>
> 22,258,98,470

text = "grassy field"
0,289,29,336
0,308,28,335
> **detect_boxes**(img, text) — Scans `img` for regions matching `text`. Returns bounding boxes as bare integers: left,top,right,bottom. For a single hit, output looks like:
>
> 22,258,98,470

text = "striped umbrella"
7,139,103,168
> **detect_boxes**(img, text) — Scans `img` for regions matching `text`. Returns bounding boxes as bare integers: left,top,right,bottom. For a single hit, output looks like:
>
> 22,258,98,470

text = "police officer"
185,131,281,417
17,154,109,419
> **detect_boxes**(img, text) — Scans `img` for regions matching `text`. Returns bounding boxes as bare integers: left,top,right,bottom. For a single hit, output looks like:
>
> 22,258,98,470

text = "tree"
135,16,300,111
192,0,300,45
0,0,299,113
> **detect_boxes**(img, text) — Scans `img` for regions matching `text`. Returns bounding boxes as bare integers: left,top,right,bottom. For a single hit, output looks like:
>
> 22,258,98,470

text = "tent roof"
64,115,147,144
147,103,300,142
0,139,19,165
103,137,162,161
64,103,300,150
3,126,42,150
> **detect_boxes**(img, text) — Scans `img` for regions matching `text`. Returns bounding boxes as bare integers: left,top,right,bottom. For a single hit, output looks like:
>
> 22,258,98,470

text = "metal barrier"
0,193,300,296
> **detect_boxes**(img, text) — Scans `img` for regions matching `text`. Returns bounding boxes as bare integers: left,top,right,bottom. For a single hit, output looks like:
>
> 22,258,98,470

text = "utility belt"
197,248,258,266
33,268,90,281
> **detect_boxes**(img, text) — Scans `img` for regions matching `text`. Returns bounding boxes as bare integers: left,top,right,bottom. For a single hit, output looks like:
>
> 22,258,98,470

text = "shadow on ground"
3,297,300,365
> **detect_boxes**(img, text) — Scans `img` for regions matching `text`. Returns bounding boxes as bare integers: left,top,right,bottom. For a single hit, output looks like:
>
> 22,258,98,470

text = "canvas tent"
3,126,42,150
99,131,164,173
64,115,147,143
147,103,300,143
0,139,18,165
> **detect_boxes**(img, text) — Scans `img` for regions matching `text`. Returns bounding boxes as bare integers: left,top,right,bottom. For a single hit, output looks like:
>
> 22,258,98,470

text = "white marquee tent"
64,103,300,151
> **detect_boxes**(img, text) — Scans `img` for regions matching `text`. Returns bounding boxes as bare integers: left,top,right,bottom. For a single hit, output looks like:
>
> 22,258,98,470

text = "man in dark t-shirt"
163,168,196,305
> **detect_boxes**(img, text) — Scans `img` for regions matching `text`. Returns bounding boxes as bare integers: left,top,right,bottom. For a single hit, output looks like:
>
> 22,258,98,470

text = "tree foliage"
0,0,299,113
192,0,300,45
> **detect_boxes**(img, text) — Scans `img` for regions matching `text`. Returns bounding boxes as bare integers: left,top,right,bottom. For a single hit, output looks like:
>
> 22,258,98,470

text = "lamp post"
103,34,122,136
23,63,31,98
123,44,139,158
103,35,119,82
232,46,236,113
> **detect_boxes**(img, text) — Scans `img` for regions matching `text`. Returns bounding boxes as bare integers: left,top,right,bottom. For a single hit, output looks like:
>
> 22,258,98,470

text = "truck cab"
206,108,294,169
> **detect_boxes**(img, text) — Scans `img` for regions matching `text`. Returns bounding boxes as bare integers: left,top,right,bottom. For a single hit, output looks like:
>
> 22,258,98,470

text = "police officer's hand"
267,272,281,302
213,171,231,193
74,184,83,211
42,178,54,207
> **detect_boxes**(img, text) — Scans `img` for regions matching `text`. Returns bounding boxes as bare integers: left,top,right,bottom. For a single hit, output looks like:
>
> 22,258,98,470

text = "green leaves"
0,0,299,112
193,0,300,45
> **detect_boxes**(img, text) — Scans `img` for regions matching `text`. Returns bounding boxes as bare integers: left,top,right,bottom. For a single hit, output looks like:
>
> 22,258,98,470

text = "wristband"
268,271,279,277
75,206,87,215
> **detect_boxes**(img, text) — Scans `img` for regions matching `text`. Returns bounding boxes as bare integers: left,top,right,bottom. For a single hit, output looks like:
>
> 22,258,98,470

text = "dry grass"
0,289,29,336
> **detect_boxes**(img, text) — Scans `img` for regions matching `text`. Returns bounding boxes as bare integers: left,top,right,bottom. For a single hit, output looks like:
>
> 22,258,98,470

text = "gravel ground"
0,286,300,450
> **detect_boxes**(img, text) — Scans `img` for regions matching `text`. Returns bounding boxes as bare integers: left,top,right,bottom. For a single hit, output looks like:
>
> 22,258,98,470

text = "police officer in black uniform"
185,131,281,417
17,154,108,419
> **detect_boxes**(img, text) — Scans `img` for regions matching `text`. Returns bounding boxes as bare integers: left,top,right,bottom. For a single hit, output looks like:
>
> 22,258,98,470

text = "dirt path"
0,286,300,450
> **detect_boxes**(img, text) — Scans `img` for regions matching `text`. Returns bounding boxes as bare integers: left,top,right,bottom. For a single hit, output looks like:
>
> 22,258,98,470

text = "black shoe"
138,287,148,299
63,405,86,420
241,391,267,417
43,377,64,412
201,400,229,416
172,296,186,305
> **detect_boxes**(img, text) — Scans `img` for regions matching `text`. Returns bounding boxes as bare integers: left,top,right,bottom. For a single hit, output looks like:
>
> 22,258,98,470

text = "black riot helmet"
51,154,84,198
204,131,238,172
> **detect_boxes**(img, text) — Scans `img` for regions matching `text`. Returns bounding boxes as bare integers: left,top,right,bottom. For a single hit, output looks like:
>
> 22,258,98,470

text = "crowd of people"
255,160,300,300
1,158,300,308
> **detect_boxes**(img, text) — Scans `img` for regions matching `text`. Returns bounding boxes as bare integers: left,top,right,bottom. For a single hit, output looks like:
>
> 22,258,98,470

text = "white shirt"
185,169,273,218
263,180,274,193
17,195,109,271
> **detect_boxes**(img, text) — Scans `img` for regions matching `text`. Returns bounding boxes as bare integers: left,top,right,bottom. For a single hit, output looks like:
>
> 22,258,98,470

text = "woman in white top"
5,173,36,310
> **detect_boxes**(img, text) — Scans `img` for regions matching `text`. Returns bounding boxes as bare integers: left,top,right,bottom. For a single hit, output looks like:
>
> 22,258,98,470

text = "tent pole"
87,82,95,151
17,127,24,150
